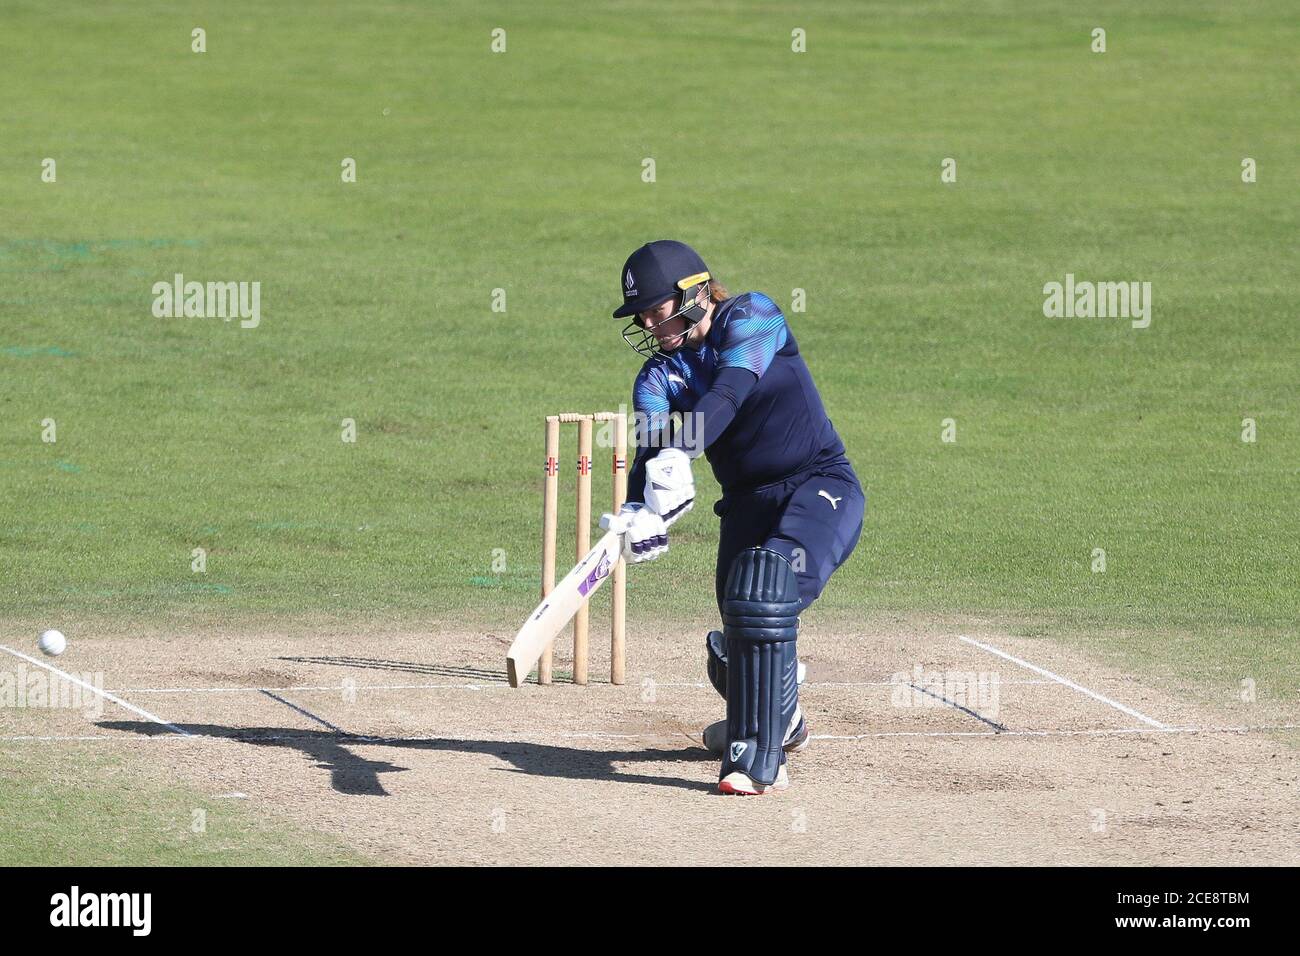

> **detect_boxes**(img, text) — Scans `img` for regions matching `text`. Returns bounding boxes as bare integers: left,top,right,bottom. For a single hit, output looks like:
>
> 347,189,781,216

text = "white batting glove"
600,503,669,564
643,448,694,528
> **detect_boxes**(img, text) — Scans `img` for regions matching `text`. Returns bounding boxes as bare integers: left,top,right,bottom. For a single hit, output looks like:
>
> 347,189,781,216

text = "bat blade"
507,529,622,687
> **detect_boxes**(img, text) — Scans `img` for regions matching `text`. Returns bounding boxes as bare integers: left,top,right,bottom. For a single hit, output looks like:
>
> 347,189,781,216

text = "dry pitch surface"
3,619,1297,866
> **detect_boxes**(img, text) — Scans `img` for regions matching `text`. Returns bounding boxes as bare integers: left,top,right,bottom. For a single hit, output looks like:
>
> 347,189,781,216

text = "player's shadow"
97,721,716,796
276,656,506,683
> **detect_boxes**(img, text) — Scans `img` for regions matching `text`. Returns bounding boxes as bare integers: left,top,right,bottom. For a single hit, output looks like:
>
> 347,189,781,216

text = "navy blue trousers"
713,459,866,614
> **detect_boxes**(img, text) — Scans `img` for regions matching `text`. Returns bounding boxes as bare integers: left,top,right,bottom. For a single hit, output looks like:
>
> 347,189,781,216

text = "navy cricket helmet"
613,240,712,357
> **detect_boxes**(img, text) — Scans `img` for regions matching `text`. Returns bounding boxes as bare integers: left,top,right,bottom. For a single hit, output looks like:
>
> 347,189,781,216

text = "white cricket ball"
38,629,67,657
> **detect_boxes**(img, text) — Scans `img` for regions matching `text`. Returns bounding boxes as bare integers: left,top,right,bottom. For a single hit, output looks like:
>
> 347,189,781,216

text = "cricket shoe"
719,762,789,796
701,707,810,756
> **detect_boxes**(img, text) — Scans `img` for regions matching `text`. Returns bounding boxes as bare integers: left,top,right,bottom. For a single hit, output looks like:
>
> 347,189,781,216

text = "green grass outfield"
0,747,365,865
2,0,1296,712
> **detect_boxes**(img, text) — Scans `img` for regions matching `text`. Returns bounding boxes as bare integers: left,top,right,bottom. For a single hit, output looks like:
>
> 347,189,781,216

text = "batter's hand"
643,448,694,527
600,503,669,563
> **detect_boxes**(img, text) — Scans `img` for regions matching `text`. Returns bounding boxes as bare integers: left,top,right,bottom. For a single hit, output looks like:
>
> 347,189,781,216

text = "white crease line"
652,679,1057,689
0,643,190,737
112,683,496,693
811,724,1300,739
4,724,1296,744
566,724,1300,740
958,635,1167,729
107,679,1059,694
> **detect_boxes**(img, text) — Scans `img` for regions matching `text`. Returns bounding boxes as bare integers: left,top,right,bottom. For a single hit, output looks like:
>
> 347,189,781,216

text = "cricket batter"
600,240,865,794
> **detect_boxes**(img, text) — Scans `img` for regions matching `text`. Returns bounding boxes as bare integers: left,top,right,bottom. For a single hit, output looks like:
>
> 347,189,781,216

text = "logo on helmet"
624,269,637,298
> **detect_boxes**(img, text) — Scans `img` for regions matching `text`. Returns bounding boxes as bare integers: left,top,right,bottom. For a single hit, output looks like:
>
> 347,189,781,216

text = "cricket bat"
506,529,622,687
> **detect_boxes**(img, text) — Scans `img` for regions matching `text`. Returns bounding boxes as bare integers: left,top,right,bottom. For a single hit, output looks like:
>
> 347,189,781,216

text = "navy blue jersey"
628,292,846,499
